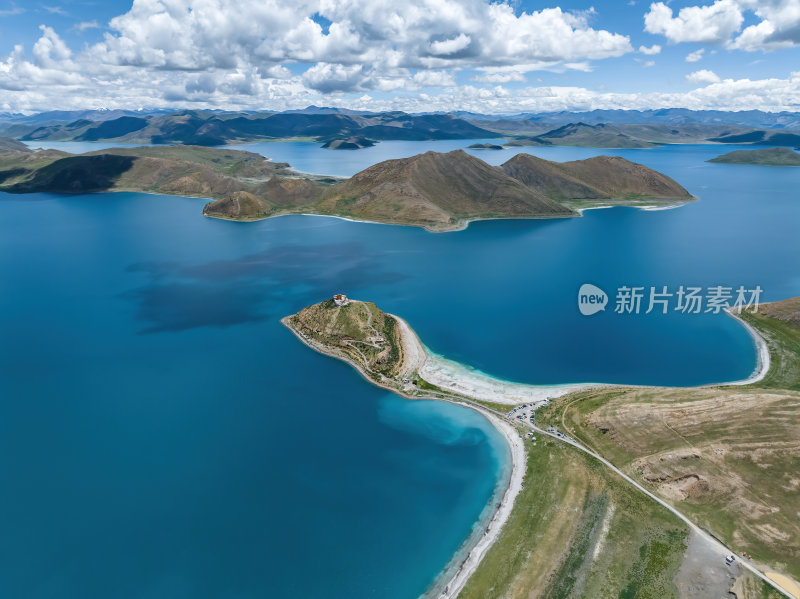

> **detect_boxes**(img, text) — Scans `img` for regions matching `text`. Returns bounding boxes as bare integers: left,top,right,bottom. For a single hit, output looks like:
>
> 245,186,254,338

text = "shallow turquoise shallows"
1,140,799,598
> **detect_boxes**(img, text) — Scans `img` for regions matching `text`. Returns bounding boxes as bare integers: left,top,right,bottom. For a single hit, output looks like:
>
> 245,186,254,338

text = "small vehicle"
725,555,736,564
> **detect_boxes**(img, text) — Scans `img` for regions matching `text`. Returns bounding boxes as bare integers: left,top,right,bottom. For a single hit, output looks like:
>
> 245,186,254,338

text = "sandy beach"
720,309,771,386
398,306,771,407
392,314,598,405
420,352,597,405
434,410,526,599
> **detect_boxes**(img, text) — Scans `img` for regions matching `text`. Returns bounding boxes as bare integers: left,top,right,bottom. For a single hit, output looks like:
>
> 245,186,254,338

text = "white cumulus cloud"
644,0,744,44
686,48,705,62
0,0,798,114
645,0,800,52
686,69,721,83
639,44,662,54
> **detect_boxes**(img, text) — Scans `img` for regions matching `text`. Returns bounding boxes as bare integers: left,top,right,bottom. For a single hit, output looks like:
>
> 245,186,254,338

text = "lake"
2,138,798,597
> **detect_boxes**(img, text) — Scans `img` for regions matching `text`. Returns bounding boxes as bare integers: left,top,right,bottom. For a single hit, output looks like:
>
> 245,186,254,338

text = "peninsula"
284,296,799,599
206,149,695,230
0,144,695,231
0,144,337,196
709,147,800,166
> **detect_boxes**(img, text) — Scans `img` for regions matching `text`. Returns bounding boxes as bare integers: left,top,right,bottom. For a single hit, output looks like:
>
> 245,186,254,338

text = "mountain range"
5,107,800,149
6,110,500,146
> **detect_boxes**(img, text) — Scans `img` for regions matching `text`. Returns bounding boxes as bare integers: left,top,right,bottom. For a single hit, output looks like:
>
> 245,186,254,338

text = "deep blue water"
4,139,800,598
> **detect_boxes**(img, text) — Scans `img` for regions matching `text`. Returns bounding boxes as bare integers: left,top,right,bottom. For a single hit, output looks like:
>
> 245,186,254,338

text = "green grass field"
533,304,800,582
459,432,688,599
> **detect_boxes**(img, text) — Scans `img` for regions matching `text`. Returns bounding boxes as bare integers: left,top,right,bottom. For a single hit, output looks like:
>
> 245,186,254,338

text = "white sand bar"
420,351,598,405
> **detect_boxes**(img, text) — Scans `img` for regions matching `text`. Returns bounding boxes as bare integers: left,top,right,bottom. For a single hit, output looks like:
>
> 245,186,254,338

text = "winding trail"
521,422,793,598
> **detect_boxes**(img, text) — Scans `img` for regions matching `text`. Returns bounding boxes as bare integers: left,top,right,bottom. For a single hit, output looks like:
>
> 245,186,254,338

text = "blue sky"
1,0,799,114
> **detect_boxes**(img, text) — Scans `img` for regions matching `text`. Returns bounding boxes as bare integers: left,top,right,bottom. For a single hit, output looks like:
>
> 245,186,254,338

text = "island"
468,143,504,150
1,145,696,231
321,136,376,150
708,146,800,166
283,295,800,599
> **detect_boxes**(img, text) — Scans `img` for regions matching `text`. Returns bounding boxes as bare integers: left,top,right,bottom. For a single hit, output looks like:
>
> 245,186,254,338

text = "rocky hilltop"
283,298,411,382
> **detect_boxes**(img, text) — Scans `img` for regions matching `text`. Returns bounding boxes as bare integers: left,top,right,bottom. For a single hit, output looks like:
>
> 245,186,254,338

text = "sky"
1,0,799,114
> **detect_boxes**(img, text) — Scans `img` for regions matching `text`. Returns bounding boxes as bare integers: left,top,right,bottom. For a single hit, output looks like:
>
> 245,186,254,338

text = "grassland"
459,433,689,598
735,575,791,599
535,301,800,582
743,301,800,390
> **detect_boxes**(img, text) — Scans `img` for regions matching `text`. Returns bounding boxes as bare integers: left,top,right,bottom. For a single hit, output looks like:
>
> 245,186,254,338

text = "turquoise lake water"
3,139,799,597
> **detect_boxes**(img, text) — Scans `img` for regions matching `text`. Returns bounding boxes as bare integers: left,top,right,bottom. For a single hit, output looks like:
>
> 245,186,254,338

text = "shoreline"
282,304,773,597
721,308,771,386
208,210,580,233
281,312,529,598
574,196,697,215
208,204,694,233
428,409,526,599
419,350,599,404
390,316,531,597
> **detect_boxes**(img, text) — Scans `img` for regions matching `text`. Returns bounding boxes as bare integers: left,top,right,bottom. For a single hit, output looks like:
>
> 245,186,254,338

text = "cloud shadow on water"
123,242,406,334
122,281,271,334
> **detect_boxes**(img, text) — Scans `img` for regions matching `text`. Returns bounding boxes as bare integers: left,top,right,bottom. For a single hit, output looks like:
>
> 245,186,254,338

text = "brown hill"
502,154,693,202
203,177,324,220
315,150,574,230
0,145,298,197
